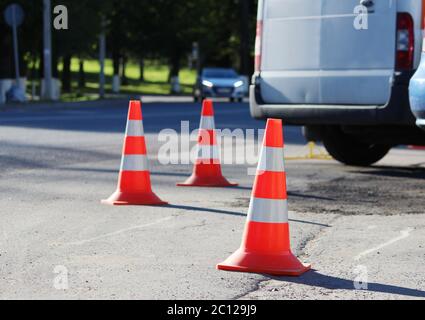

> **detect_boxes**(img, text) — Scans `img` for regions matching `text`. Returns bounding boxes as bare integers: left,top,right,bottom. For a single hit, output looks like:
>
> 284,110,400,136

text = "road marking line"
354,228,414,261
67,216,174,246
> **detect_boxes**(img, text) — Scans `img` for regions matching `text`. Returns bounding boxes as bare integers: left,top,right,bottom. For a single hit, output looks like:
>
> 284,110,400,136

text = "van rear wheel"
322,127,391,166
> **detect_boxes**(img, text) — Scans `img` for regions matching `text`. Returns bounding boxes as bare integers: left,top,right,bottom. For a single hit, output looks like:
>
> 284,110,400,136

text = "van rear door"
260,0,397,105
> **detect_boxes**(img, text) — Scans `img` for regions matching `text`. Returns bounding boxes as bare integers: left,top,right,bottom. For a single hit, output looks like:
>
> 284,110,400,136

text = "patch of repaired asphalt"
287,164,425,216
225,162,424,216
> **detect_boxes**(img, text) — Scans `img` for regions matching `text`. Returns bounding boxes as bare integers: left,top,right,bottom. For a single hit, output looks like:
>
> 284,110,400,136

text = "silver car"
194,68,246,103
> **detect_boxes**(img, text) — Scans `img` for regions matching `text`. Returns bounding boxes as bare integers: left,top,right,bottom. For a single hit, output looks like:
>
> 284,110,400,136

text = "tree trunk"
121,56,128,86
112,51,121,93
38,48,44,79
78,60,85,89
139,59,145,82
113,51,120,77
61,55,72,92
168,52,181,83
30,53,37,81
52,54,60,79
0,25,13,78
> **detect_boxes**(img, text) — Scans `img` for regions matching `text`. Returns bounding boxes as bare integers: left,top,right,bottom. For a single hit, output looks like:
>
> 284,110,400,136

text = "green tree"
0,0,258,93
51,0,104,91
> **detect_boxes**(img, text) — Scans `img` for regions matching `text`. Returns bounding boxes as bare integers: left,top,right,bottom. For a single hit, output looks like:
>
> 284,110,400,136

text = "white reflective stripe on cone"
247,197,289,223
200,116,215,130
257,146,285,172
121,155,149,171
126,120,145,137
196,145,220,161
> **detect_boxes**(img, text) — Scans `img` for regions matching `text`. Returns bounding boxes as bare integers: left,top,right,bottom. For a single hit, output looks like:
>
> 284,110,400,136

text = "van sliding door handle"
360,0,374,7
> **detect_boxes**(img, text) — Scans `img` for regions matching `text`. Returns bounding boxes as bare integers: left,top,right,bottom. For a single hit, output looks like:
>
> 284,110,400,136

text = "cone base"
217,249,311,277
102,190,168,206
177,174,238,188
177,175,239,188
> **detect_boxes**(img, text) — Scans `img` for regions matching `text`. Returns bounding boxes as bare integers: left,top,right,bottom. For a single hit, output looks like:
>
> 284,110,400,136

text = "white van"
250,0,425,166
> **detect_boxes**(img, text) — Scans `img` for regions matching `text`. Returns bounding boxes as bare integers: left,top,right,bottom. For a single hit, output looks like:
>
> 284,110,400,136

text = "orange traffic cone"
177,99,238,187
102,100,167,206
217,119,311,276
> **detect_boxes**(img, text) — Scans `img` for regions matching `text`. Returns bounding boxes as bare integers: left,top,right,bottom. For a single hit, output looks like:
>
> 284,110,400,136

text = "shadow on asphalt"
57,167,190,178
270,271,425,298
288,191,335,202
0,103,253,134
225,186,252,191
0,102,307,145
165,204,331,228
166,204,246,217
289,219,331,228
350,165,425,180
224,187,335,202
151,171,190,177
59,167,117,173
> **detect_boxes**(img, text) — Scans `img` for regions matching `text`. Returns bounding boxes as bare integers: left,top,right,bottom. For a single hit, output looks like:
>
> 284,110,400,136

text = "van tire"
303,126,324,142
322,127,391,166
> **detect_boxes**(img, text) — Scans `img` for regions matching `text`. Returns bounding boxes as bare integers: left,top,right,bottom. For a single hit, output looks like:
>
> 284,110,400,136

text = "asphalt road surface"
1,97,424,300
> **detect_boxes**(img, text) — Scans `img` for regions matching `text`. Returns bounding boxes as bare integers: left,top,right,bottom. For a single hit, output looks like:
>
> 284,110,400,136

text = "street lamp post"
11,6,21,87
99,17,106,99
43,0,53,100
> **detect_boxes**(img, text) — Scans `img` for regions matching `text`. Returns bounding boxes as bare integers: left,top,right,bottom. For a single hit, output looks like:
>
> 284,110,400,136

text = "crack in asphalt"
232,278,271,301
178,220,207,231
